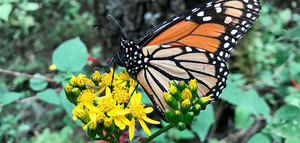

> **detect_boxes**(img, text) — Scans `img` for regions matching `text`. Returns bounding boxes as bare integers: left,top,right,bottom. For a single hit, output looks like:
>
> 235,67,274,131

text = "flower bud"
178,81,187,92
180,99,191,115
183,112,194,124
77,74,88,88
69,76,77,87
181,89,192,100
169,85,181,101
65,84,73,101
71,87,81,104
177,122,186,131
195,96,211,106
163,92,178,110
92,70,101,85
168,80,177,88
104,118,113,128
174,110,183,122
192,104,202,116
188,79,197,101
165,109,175,123
72,105,90,124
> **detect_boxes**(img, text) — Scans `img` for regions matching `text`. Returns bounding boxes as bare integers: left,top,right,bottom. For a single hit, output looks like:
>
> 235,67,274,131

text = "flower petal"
105,87,111,95
138,118,151,136
144,107,153,113
129,118,135,140
107,109,128,116
142,116,160,125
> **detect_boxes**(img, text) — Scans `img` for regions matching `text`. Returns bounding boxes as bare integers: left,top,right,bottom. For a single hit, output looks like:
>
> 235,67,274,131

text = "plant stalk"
142,123,176,143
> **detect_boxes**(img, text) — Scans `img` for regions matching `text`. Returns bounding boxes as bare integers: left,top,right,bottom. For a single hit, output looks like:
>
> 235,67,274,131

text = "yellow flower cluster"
64,69,160,141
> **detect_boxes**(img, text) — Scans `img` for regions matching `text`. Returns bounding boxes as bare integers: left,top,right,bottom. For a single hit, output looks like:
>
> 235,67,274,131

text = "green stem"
142,123,176,143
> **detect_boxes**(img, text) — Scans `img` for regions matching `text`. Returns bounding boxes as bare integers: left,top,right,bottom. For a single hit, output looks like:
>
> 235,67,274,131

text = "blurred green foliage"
0,0,299,143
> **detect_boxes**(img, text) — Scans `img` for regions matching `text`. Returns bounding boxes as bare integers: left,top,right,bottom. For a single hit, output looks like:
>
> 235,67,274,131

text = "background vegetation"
0,0,299,142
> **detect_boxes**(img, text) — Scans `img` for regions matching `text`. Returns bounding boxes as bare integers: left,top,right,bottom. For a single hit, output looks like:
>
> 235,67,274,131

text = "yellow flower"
49,64,57,71
92,70,102,83
69,76,77,87
181,99,191,108
77,89,97,105
72,104,90,124
181,89,192,100
97,87,116,112
98,68,122,93
107,105,131,130
113,87,130,104
128,90,160,140
77,74,90,88
202,96,211,104
120,71,131,81
85,112,98,130
104,117,113,128
129,79,138,87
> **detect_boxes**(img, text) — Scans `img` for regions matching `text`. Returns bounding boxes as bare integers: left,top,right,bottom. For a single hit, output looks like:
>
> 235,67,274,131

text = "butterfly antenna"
107,15,128,38
91,24,117,33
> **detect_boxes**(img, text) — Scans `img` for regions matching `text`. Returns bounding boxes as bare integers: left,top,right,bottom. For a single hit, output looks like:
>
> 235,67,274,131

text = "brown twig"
221,116,267,143
0,68,57,83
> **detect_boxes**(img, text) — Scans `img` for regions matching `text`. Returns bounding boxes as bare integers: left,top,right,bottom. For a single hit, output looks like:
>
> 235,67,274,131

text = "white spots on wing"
213,61,216,64
231,29,238,35
203,16,212,21
243,0,249,3
219,68,223,72
225,16,233,24
197,11,204,17
246,13,252,18
242,21,247,25
216,7,222,13
207,2,212,7
192,8,200,12
219,51,224,56
247,4,253,9
221,63,225,67
197,48,206,52
224,71,228,76
224,43,230,48
209,53,214,58
144,57,149,63
224,36,229,40
138,60,142,64
225,53,229,58
173,16,180,21
186,47,192,52
232,38,236,43
214,3,221,8
186,15,191,20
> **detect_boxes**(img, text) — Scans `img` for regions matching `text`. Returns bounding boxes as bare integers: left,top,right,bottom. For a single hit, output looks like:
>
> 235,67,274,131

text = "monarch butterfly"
110,0,262,118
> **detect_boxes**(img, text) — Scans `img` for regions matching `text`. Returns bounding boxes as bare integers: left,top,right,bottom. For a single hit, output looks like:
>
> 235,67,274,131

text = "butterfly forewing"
137,0,262,61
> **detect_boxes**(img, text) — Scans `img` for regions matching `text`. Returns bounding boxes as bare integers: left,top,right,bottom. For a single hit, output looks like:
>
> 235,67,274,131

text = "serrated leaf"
36,89,61,105
192,105,214,141
29,73,48,91
0,3,13,22
52,37,88,72
0,92,23,105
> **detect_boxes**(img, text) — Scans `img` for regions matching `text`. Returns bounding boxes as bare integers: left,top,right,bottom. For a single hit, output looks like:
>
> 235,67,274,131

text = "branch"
0,68,57,83
221,116,267,143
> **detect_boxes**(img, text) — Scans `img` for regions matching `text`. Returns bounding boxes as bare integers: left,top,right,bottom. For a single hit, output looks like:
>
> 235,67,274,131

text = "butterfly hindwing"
137,45,229,112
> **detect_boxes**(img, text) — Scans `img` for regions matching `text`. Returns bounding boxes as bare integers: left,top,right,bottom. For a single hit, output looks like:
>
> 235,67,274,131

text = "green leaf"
0,3,13,22
59,91,75,117
270,105,300,139
19,2,40,11
168,128,195,140
286,137,300,143
29,73,48,91
52,37,88,72
36,89,61,105
192,105,214,141
221,76,270,117
0,92,23,105
234,106,254,129
248,133,271,143
0,82,7,94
